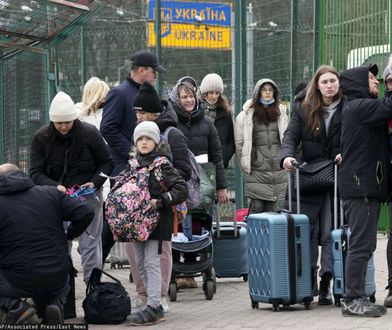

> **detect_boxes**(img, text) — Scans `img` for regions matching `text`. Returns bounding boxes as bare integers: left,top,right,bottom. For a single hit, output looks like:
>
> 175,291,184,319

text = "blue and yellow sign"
147,0,232,49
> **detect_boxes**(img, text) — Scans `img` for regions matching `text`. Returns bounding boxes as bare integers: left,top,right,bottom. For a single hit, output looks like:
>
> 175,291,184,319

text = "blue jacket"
101,77,139,175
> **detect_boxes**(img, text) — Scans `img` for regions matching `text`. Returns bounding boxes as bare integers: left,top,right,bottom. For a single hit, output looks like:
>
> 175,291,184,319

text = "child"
126,121,188,326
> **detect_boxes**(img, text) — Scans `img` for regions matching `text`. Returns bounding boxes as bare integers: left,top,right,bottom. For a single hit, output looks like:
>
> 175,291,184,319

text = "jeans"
0,271,69,311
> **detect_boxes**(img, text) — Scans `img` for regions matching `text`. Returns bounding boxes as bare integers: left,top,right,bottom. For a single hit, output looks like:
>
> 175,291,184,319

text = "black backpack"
83,268,131,324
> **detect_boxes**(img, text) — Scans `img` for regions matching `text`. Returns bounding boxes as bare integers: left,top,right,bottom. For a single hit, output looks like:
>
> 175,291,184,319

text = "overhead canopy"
0,0,95,56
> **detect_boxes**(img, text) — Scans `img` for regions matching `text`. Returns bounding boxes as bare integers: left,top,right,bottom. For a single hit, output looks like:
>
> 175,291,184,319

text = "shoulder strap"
163,126,175,142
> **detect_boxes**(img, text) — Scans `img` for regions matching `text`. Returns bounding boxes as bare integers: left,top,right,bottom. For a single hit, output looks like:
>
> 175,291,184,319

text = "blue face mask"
259,97,275,106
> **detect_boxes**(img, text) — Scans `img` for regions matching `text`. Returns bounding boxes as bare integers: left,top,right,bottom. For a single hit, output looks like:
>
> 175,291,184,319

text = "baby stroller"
169,210,216,301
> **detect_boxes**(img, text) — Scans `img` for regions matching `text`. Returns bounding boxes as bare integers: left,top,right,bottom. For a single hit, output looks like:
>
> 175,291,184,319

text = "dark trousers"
0,271,69,311
342,197,380,301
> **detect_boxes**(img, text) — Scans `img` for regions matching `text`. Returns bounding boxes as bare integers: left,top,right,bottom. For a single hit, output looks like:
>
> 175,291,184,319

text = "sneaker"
44,304,63,324
160,296,169,313
158,305,166,322
131,295,147,314
384,283,392,307
5,300,39,324
187,277,198,289
342,298,383,317
127,305,160,326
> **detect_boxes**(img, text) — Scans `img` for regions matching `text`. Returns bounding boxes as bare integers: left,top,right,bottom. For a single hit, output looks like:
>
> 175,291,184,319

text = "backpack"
105,155,166,242
163,127,201,209
83,268,131,324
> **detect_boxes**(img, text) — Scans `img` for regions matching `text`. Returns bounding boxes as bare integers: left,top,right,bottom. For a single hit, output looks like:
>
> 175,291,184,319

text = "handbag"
293,159,334,192
83,268,131,324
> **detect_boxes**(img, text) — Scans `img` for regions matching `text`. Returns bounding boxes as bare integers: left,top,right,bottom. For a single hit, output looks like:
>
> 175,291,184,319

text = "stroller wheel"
211,268,217,293
169,282,177,302
204,280,214,300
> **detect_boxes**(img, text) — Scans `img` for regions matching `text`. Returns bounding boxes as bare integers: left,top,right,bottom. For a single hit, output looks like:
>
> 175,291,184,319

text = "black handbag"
83,268,131,324
293,159,334,192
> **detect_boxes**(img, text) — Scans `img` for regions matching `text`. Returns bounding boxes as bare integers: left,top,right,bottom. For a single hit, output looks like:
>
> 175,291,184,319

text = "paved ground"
68,233,392,329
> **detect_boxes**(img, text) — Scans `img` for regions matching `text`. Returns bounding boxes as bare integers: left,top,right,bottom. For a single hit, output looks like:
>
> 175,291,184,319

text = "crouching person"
0,163,94,324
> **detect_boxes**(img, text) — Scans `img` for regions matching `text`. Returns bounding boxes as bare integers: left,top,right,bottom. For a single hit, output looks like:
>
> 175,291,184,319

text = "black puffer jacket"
128,143,188,242
205,103,235,168
279,98,345,167
169,88,227,190
30,121,113,189
155,101,191,181
0,170,93,290
339,65,392,200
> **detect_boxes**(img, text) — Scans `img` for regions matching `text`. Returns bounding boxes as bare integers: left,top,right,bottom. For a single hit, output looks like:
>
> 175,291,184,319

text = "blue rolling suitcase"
212,200,248,281
247,167,312,311
330,163,376,306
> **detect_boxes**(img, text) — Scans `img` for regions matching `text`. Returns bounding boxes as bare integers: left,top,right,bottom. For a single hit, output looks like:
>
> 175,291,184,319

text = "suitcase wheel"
304,301,311,310
251,299,259,309
203,280,214,300
369,293,376,303
169,282,177,302
242,274,248,282
273,303,279,311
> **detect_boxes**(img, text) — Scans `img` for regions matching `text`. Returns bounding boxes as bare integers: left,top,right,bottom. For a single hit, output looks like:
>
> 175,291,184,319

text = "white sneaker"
131,295,147,314
161,296,169,313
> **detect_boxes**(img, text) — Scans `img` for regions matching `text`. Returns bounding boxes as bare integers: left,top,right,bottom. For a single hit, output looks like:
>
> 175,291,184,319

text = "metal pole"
155,0,162,94
234,0,244,208
80,25,86,90
246,3,254,99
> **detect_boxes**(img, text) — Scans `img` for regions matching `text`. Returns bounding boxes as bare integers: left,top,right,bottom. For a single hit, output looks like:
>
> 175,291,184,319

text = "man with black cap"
339,63,392,317
100,51,166,262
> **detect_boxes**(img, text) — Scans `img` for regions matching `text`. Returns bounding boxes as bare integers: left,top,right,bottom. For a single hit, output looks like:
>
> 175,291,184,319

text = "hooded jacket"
235,79,289,174
169,84,227,190
0,170,93,289
339,65,392,200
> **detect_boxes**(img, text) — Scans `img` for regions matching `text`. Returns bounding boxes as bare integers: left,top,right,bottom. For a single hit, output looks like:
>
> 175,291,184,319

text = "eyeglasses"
261,88,274,93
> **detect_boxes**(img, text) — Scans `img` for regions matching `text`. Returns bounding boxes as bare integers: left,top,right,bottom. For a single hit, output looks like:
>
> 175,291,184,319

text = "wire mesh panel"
320,0,390,73
1,51,47,171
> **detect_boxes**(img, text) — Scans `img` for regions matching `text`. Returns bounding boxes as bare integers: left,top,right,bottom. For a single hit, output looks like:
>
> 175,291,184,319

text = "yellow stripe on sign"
148,22,231,49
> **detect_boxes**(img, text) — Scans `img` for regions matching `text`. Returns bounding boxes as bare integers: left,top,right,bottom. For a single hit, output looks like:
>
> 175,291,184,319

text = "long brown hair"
201,92,232,113
252,82,281,124
302,65,342,136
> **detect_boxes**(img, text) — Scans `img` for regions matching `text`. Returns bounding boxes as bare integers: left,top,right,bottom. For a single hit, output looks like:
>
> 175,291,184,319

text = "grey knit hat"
383,56,392,83
133,121,160,145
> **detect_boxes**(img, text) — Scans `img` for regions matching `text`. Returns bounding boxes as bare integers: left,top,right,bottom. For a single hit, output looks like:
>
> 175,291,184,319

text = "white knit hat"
133,121,161,145
200,73,224,94
49,91,77,122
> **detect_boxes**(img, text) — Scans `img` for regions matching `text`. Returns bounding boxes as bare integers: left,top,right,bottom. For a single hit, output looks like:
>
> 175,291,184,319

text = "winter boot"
311,269,319,297
318,272,333,305
384,281,392,307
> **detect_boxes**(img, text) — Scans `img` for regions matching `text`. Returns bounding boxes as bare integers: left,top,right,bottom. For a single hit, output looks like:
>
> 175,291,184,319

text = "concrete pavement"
69,233,392,329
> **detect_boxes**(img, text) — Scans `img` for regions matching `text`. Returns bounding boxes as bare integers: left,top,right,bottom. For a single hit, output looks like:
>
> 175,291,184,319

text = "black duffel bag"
83,268,131,324
293,159,334,192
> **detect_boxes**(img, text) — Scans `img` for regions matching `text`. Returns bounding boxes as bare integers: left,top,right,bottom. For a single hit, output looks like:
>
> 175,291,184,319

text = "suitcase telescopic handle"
333,162,338,230
232,199,238,238
287,160,300,214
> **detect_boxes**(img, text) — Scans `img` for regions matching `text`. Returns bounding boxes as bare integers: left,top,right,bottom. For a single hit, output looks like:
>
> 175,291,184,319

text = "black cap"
367,63,378,76
131,51,166,73
133,82,162,113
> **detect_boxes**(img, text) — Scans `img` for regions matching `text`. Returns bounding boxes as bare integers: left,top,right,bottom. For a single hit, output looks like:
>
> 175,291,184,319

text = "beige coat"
234,99,289,174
